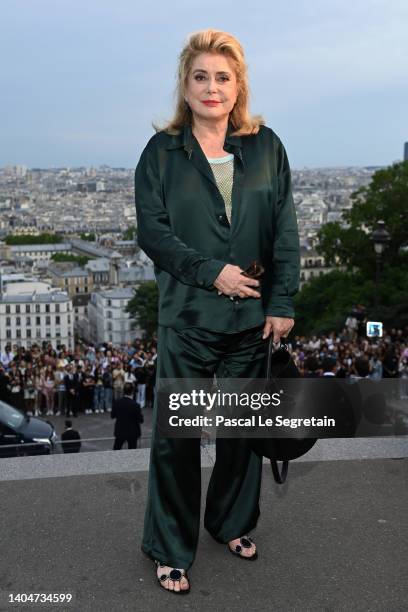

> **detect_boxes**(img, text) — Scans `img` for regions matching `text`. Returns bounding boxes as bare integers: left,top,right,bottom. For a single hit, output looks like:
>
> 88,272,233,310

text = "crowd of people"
0,338,157,417
287,325,408,399
0,324,407,419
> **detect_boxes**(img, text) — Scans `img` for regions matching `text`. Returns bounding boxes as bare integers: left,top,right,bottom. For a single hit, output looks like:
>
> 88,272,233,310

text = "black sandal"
228,535,258,561
155,560,190,595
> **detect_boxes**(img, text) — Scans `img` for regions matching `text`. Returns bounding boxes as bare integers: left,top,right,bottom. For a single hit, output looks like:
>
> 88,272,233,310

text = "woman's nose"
207,79,217,93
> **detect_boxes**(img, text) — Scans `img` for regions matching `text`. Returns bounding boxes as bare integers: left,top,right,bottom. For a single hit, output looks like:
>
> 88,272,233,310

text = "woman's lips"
202,101,221,106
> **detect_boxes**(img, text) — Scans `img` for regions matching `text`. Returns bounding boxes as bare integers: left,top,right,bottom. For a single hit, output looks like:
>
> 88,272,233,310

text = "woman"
124,365,137,399
41,364,56,415
134,29,300,594
112,361,125,401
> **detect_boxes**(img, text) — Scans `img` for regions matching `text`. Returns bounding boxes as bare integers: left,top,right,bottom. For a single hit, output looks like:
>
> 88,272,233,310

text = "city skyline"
1,0,407,169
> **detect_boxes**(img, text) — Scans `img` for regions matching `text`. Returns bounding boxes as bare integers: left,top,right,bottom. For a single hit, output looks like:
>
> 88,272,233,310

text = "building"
69,238,123,284
88,287,140,345
0,274,48,295
48,263,93,297
9,243,72,262
404,142,408,162
300,247,335,288
111,239,137,258
85,258,111,287
72,293,90,341
117,260,155,284
0,291,74,349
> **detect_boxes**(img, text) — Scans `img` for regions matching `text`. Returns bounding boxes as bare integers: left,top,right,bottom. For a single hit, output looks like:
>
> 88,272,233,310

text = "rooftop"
70,238,122,260
0,291,70,303
49,266,89,278
97,287,135,299
86,258,110,272
10,243,71,252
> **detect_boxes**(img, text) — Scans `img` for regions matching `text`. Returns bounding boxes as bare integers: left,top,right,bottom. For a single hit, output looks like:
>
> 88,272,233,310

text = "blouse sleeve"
134,143,227,289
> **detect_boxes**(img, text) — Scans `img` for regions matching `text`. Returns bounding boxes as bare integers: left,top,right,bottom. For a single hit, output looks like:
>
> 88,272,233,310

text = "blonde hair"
153,29,265,136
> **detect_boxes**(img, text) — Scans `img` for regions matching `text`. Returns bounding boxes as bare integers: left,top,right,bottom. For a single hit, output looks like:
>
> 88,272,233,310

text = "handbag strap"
267,337,289,484
270,459,289,484
266,337,289,379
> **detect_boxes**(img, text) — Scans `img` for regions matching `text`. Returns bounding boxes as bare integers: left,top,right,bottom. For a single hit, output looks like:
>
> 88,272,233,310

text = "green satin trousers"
141,323,269,569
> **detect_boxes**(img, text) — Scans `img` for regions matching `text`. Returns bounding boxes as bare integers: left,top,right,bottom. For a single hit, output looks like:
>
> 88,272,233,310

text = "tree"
316,161,408,275
5,232,64,245
51,253,90,266
123,225,137,241
80,232,96,241
295,161,408,334
294,259,408,337
126,281,158,338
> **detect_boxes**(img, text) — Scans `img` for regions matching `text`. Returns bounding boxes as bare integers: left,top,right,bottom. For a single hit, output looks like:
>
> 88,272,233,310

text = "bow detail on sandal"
228,535,258,560
155,560,190,594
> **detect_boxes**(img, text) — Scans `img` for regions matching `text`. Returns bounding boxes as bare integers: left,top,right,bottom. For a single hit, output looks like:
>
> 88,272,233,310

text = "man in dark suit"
64,365,79,417
111,382,143,450
61,419,81,453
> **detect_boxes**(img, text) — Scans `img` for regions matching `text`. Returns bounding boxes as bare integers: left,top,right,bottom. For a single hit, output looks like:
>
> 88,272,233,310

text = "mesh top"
207,154,234,224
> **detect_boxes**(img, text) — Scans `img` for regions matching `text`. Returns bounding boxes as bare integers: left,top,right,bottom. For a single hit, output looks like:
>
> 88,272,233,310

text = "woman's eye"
194,75,230,82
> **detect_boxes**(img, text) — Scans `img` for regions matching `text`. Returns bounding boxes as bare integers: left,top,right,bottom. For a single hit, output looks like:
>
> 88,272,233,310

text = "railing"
0,434,213,456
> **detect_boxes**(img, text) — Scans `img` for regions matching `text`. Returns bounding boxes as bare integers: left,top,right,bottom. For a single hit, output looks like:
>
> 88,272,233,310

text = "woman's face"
185,52,238,125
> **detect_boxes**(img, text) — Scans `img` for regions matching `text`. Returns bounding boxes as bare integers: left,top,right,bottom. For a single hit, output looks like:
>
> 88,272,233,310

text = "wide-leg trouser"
141,323,268,570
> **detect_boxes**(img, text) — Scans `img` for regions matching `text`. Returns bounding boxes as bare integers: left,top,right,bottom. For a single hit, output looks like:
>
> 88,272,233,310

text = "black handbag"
250,338,317,484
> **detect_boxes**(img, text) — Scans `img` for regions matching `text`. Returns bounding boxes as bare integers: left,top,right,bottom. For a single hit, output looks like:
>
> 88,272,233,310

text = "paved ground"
1,456,407,612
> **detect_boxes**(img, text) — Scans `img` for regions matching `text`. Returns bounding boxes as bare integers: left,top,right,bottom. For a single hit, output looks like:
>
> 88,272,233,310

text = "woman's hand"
262,316,294,341
213,264,261,298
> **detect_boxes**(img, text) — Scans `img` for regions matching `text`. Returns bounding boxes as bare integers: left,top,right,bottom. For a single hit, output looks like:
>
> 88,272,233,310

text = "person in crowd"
8,364,24,411
398,352,408,400
0,366,10,404
124,365,137,398
0,344,15,368
321,357,338,377
112,361,125,401
33,366,44,416
64,364,79,417
24,368,37,416
382,347,399,378
93,365,105,413
369,351,383,380
61,419,81,453
134,365,147,409
74,365,85,414
144,359,156,409
102,365,113,412
111,382,143,450
350,356,371,379
41,364,57,416
85,344,96,364
82,366,96,414
55,364,67,416
303,356,320,378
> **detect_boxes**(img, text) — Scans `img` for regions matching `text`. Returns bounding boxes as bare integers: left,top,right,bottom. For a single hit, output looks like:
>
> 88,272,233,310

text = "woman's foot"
228,535,257,559
155,562,190,594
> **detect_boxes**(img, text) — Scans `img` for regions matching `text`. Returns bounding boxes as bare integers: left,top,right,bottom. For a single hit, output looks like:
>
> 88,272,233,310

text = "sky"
1,0,407,169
